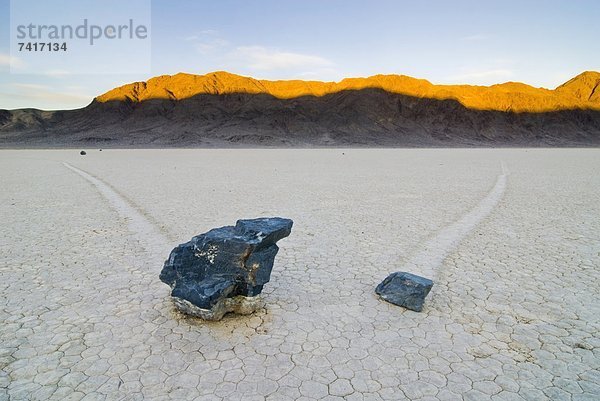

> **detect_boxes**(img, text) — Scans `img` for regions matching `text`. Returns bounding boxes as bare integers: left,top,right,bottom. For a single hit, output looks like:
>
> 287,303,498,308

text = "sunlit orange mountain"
97,71,600,113
1,71,600,147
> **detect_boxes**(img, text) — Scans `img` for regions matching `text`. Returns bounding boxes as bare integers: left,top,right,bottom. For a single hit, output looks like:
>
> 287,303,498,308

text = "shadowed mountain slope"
96,70,600,112
1,71,599,147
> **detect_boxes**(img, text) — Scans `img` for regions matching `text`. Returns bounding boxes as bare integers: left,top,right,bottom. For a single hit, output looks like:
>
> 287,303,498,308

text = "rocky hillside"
96,71,600,113
1,71,599,147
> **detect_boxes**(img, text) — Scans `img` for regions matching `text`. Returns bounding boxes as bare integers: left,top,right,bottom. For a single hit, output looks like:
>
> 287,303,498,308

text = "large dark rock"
375,272,433,312
160,217,293,320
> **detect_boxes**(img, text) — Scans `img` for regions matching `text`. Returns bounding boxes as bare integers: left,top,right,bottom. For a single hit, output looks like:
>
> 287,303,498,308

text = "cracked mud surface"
1,149,599,400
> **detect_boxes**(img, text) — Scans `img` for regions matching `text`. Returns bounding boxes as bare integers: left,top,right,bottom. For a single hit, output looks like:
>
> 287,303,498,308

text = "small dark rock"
375,272,433,312
160,217,293,320
80,150,86,155
99,149,103,151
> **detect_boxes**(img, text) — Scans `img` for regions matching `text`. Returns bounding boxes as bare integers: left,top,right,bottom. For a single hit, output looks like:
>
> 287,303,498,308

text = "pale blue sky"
1,0,599,110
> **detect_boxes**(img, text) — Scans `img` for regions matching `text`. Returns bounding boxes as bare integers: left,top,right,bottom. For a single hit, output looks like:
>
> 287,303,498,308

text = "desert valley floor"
1,148,599,401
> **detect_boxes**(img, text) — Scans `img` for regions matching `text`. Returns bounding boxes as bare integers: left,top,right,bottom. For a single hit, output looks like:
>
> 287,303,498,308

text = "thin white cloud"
185,30,221,41
449,69,514,83
195,38,230,54
0,91,92,110
11,83,51,90
199,29,219,35
233,46,333,71
43,70,72,77
461,34,489,41
0,53,11,66
181,31,335,75
0,83,93,109
0,53,24,68
295,68,340,80
185,31,230,54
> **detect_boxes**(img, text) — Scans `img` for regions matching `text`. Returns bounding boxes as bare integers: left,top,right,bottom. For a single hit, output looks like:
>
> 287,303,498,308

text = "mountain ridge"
96,71,600,113
1,71,599,148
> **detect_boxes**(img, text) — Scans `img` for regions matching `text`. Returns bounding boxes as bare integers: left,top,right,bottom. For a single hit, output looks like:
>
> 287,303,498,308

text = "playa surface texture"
1,148,599,401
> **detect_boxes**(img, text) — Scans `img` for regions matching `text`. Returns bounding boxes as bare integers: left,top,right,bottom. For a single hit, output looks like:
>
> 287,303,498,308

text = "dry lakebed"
1,148,599,401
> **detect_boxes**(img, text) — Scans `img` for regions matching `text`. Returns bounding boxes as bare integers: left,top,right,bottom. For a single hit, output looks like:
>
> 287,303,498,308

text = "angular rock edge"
375,271,433,312
160,217,293,320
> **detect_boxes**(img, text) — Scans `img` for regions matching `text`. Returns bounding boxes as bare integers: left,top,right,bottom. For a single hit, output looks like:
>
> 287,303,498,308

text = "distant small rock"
375,272,433,312
99,149,102,152
160,217,293,320
80,150,86,155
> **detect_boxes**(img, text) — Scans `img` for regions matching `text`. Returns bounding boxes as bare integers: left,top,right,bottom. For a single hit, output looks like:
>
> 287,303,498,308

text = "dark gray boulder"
375,272,433,312
160,217,293,320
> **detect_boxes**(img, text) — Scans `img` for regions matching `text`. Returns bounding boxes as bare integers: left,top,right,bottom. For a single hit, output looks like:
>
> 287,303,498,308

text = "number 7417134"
18,42,67,51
